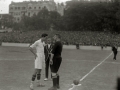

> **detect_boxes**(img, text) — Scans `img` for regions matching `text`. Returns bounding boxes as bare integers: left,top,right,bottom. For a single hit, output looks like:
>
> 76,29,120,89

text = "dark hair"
41,33,48,37
55,34,61,39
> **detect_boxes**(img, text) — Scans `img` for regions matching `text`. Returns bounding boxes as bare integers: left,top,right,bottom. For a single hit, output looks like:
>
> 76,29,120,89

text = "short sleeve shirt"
30,39,45,53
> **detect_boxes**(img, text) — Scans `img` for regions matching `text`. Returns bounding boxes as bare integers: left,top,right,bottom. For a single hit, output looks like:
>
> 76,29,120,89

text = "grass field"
0,46,120,90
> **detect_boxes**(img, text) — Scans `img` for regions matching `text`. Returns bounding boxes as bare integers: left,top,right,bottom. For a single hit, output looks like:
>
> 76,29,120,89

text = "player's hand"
50,60,53,65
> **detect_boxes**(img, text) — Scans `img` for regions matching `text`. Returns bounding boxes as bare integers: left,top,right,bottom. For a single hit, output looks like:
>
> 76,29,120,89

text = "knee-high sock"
57,74,60,88
52,76,57,87
32,75,36,81
37,74,41,80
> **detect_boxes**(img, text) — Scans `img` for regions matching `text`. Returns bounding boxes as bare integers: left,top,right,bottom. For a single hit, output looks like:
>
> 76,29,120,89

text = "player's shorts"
35,53,45,69
113,51,118,54
50,56,62,73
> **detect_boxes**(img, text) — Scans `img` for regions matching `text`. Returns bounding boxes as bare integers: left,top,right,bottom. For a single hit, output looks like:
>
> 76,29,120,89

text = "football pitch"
0,46,120,90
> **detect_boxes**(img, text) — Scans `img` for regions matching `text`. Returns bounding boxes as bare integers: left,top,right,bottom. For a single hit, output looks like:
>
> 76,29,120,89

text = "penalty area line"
80,52,113,82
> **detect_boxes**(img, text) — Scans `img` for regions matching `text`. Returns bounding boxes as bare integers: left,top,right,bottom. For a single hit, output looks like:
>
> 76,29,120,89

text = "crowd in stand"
0,30,120,46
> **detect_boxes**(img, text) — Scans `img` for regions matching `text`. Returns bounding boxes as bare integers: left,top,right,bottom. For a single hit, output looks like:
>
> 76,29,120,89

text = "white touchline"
80,52,113,82
68,52,113,90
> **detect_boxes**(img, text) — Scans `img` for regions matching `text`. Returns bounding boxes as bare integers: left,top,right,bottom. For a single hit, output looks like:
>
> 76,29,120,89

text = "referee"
48,34,63,90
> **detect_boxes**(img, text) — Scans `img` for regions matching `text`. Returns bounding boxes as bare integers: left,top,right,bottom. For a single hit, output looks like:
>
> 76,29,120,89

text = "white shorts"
35,53,45,69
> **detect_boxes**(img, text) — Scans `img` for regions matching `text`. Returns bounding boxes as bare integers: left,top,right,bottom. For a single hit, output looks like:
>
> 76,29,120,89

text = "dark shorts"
113,51,118,55
50,56,62,73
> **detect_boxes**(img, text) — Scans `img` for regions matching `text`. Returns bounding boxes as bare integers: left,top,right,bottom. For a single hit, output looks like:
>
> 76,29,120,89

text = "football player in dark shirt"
48,34,63,90
112,44,118,60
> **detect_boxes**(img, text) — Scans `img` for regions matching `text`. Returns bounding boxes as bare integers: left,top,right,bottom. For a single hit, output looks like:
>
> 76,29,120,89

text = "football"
73,80,79,85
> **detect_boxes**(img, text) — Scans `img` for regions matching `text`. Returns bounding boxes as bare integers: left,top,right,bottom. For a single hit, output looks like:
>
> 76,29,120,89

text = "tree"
63,1,120,32
0,14,14,29
18,7,62,31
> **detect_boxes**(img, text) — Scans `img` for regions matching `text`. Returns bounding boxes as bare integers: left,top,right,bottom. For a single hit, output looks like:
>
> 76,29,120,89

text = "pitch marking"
80,52,113,81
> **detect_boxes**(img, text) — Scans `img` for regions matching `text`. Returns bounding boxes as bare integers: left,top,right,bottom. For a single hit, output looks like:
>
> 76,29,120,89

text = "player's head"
41,33,48,41
46,38,51,44
53,34,61,41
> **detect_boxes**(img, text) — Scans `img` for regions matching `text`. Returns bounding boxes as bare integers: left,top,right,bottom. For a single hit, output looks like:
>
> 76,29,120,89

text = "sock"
57,74,60,88
32,75,36,81
53,76,57,87
37,74,41,80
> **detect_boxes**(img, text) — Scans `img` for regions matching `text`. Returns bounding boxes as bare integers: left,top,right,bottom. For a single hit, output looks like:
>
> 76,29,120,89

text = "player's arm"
29,41,38,59
29,47,37,59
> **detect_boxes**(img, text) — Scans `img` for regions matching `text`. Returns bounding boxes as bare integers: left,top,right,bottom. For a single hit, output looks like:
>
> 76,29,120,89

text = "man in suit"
44,38,53,81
